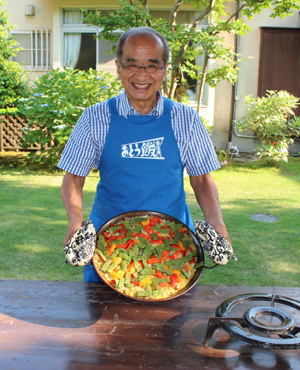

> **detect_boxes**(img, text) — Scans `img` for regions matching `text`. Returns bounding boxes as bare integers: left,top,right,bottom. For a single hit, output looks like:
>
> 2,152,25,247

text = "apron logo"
121,137,165,159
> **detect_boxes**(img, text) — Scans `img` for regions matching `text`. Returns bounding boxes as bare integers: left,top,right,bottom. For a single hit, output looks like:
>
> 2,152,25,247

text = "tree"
19,68,122,168
0,0,29,115
84,0,300,112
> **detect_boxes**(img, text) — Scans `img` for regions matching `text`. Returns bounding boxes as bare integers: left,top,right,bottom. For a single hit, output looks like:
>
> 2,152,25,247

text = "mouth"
132,82,151,90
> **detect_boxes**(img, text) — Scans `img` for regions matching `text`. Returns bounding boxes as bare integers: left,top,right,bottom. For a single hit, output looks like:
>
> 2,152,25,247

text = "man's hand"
190,173,231,244
63,219,85,247
61,172,86,247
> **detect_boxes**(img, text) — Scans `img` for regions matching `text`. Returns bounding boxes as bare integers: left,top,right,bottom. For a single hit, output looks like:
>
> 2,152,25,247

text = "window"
61,8,209,105
12,29,51,71
62,9,117,73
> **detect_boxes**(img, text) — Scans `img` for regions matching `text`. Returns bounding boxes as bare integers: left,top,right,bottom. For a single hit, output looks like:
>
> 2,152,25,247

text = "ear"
115,59,121,79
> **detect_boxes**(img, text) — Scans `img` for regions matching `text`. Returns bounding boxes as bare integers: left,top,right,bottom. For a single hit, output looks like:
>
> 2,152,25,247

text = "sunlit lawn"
0,152,299,286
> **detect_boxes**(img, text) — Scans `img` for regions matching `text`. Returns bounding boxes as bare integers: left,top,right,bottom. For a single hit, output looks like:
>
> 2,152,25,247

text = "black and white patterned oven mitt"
64,219,96,266
194,220,238,265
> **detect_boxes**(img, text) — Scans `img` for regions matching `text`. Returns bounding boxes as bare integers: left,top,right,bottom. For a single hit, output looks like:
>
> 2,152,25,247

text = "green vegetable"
121,260,128,271
181,269,190,278
97,250,107,262
109,225,123,232
118,277,125,288
125,272,131,285
138,290,152,297
140,267,155,275
152,288,164,297
154,264,173,276
181,239,195,248
111,250,119,259
142,245,153,259
194,261,204,269
97,234,107,247
106,261,118,273
101,259,112,272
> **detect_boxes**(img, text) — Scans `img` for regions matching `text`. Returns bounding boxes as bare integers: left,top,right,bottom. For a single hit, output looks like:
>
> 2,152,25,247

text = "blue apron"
84,97,194,282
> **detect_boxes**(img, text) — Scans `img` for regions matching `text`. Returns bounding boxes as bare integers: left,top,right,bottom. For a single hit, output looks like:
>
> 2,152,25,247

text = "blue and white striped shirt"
58,91,220,176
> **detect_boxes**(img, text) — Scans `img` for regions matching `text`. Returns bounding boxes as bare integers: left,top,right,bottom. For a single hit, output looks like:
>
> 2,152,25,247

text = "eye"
127,64,139,72
146,65,158,72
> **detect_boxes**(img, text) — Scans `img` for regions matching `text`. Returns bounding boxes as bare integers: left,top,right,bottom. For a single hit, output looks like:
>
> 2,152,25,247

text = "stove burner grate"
204,293,300,349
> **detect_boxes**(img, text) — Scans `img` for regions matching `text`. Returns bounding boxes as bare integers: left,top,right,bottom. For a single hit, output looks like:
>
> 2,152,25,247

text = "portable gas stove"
204,293,300,350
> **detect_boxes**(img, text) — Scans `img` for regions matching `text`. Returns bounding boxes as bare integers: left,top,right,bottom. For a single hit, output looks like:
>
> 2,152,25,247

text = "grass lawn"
1,152,299,286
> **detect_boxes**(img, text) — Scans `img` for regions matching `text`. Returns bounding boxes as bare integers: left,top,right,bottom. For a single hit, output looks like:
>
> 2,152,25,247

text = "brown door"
258,27,300,116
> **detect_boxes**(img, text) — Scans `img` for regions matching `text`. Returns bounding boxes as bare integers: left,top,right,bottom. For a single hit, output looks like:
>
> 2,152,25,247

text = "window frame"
60,8,210,106
11,29,51,71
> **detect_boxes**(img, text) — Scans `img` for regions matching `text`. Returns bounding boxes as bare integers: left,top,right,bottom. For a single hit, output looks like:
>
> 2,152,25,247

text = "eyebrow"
123,57,162,64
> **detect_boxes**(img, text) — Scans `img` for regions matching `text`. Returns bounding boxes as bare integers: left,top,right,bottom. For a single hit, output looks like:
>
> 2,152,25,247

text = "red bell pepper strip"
159,282,169,288
148,218,157,227
184,262,189,272
151,239,164,245
152,215,162,224
178,228,188,234
147,257,161,265
127,261,135,272
97,251,106,262
171,250,184,260
170,273,180,287
143,224,155,238
155,271,164,279
105,233,126,243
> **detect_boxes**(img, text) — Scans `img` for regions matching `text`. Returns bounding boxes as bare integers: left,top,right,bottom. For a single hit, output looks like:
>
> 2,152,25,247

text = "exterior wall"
227,7,300,154
5,0,216,129
5,0,53,81
4,1,300,153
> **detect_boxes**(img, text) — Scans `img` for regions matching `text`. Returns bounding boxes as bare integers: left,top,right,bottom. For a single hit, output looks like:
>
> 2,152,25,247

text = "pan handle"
203,263,219,270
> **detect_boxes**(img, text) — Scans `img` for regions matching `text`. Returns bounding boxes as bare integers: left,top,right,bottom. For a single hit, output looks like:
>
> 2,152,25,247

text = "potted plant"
237,90,300,163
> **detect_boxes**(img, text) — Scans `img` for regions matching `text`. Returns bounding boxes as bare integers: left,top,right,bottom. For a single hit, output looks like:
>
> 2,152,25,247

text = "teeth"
134,83,149,88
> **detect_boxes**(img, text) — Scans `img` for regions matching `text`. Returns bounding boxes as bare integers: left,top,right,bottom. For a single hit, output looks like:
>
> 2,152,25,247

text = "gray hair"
116,27,169,65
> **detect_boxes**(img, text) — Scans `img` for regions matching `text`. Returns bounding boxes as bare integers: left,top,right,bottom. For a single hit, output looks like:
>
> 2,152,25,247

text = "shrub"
19,68,123,168
0,1,30,115
237,90,300,163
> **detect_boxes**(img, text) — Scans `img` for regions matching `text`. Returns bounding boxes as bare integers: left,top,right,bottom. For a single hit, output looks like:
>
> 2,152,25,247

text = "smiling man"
58,27,230,283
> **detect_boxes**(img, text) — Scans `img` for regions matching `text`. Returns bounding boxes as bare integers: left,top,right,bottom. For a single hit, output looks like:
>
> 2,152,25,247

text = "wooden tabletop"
0,280,300,370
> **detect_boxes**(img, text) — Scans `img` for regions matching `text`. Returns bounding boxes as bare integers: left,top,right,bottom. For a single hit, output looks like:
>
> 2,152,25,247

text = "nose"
134,67,149,79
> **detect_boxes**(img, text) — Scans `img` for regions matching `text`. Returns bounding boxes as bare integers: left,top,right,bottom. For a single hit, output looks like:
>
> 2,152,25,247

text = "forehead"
122,34,165,62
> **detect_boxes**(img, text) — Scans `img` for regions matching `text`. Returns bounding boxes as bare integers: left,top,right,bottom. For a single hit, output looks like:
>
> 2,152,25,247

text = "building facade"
4,0,300,154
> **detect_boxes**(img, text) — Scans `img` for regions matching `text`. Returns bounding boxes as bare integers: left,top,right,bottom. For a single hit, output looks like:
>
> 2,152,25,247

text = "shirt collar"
117,90,164,118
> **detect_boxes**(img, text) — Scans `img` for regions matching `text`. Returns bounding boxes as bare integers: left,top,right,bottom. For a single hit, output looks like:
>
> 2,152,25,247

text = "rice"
93,214,202,300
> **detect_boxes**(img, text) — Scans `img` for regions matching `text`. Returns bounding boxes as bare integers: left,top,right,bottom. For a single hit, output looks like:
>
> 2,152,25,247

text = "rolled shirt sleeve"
185,113,220,176
58,109,99,176
171,102,220,177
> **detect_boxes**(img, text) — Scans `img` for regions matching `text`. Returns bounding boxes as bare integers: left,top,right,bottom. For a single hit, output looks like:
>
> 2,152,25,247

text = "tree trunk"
197,53,209,113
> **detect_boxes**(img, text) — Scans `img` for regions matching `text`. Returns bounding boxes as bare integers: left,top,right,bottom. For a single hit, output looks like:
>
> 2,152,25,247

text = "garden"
1,152,299,287
1,0,300,287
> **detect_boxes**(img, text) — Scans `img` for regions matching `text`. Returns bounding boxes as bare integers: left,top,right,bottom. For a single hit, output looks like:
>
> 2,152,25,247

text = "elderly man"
58,27,230,282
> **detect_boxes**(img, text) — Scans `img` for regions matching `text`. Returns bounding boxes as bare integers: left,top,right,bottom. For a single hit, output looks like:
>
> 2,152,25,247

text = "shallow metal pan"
92,210,205,301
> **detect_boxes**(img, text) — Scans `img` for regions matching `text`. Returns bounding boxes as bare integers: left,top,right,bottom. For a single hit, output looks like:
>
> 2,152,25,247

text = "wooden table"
0,280,300,370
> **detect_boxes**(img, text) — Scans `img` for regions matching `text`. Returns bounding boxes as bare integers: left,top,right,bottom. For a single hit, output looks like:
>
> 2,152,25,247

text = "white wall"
229,7,300,153
4,1,299,153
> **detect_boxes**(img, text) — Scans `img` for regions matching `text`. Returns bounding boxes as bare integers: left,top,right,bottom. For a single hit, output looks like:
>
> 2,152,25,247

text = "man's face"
115,34,168,114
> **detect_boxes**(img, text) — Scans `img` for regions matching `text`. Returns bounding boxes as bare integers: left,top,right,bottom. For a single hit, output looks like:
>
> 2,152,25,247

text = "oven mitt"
194,220,238,265
64,218,96,266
